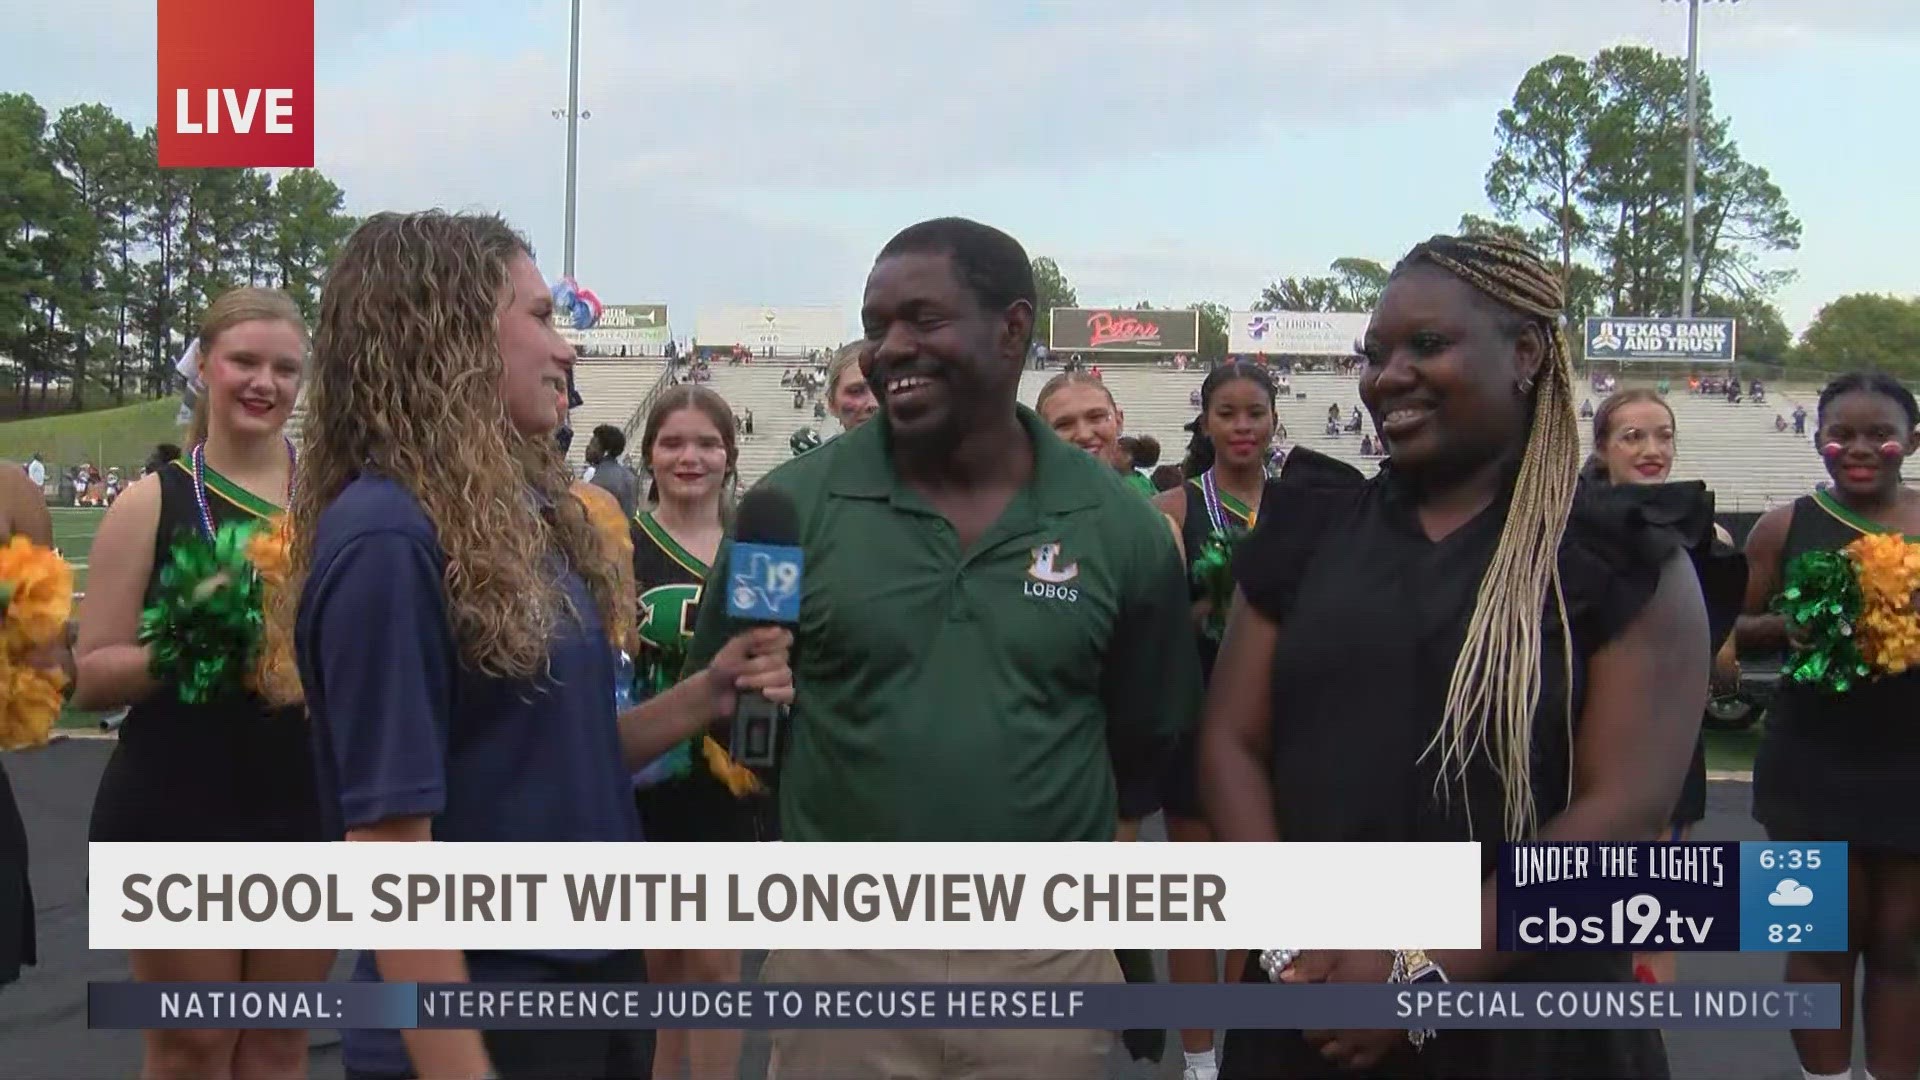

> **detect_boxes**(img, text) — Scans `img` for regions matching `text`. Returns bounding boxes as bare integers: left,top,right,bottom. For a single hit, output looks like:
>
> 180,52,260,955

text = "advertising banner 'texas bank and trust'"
1584,317,1737,363
1049,309,1199,353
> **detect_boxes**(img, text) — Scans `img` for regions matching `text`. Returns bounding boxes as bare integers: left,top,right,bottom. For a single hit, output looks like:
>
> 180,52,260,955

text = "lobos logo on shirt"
157,0,315,168
1025,542,1080,603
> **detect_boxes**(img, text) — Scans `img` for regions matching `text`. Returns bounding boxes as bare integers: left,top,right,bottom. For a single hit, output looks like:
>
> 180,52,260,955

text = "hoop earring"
1516,375,1536,395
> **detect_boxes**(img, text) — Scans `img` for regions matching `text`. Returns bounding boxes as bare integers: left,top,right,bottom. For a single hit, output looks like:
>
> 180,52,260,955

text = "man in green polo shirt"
684,217,1200,1080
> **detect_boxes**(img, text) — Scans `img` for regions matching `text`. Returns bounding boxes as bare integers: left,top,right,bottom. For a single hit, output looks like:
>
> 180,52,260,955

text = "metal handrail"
617,360,678,453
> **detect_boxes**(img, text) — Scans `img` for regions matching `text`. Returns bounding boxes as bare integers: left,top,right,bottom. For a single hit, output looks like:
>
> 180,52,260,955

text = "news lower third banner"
89,982,1840,1032
1498,842,1848,952
89,842,1485,951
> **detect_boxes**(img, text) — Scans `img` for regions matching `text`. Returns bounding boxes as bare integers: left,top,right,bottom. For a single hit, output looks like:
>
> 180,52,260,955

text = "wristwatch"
1391,950,1447,1050
1396,949,1446,985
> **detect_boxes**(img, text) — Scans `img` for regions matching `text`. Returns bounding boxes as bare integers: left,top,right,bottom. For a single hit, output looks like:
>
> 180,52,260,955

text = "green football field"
50,507,104,728
51,506,104,592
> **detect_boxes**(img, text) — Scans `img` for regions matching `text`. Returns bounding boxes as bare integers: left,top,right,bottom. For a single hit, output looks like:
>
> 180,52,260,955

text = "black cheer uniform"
629,512,772,843
1163,475,1254,819
88,460,321,845
1216,447,1734,1080
0,756,32,987
1753,490,1920,853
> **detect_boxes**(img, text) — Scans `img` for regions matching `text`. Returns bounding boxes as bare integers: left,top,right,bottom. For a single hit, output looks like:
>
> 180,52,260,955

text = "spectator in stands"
1739,373,1920,1080
1189,386,1202,408
1775,413,1789,433
1793,403,1808,435
1580,398,1595,419
585,424,640,517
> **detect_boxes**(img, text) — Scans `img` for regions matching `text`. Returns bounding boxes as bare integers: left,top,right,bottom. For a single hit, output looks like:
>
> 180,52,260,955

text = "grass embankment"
0,397,184,472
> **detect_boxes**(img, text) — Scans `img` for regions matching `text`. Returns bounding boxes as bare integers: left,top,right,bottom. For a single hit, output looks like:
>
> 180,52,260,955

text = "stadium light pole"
1670,0,1739,319
552,0,589,280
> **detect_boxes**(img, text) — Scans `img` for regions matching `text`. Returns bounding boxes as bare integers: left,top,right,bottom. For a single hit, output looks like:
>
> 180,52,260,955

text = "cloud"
9,0,1916,322
1768,879,1814,907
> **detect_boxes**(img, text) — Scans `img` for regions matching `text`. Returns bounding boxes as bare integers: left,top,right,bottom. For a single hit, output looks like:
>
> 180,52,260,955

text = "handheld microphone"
722,488,803,770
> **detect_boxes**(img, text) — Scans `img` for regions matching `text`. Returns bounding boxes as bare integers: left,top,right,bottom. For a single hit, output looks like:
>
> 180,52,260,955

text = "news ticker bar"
87,982,1839,1032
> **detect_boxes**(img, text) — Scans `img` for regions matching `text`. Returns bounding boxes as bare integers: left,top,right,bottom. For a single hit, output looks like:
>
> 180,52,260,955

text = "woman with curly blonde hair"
279,211,792,1080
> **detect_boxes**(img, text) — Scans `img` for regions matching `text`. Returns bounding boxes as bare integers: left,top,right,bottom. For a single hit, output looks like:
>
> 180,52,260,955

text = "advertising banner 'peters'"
1049,309,1199,353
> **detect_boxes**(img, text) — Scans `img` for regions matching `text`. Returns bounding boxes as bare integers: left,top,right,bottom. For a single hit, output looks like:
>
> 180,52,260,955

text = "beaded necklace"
190,438,296,538
1200,467,1259,533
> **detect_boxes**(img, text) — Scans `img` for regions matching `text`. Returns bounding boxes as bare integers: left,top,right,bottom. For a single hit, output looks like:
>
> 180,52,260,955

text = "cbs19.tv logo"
157,0,314,169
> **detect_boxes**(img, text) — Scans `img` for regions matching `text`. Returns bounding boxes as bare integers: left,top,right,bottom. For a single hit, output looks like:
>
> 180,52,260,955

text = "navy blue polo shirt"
296,475,639,1075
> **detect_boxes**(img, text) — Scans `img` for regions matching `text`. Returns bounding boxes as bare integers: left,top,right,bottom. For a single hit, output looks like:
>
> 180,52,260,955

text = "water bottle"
623,650,688,790
612,650,637,713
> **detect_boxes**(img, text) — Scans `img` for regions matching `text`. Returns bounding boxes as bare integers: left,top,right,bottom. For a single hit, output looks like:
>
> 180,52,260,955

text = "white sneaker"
1183,1065,1220,1080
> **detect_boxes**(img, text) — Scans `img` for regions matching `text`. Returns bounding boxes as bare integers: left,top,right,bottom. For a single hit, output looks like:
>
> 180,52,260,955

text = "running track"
0,739,1849,1078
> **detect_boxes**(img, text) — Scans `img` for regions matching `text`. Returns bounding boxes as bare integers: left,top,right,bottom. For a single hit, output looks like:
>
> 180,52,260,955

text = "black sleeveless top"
1217,448,1718,1080
1752,490,1920,852
628,512,771,843
88,459,321,843
1180,474,1254,681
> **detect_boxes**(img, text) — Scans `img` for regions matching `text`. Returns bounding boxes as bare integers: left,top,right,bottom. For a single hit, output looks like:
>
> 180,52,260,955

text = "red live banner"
157,0,315,168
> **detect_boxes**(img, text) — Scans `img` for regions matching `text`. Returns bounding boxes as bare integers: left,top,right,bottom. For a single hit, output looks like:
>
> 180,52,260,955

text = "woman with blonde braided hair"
1202,234,1713,1078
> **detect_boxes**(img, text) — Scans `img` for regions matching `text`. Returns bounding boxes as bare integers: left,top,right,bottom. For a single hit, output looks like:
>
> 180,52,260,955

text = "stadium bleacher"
569,358,669,470
617,361,1833,512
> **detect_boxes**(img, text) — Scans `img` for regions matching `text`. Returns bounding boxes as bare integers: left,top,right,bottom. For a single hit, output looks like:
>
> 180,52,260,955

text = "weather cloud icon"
1768,879,1814,907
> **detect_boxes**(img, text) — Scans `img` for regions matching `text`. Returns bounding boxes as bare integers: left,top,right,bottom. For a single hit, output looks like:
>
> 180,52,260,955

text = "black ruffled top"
1229,446,1742,858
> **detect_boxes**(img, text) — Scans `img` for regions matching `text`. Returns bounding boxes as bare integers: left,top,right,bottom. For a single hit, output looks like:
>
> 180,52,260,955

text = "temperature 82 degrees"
1738,842,1849,952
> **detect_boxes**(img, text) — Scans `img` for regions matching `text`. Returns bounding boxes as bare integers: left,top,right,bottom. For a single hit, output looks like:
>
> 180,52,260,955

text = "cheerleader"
73,288,328,1080
1,460,65,994
1738,372,1920,1080
1581,388,1747,986
628,384,762,1080
1036,370,1148,492
1151,360,1281,1080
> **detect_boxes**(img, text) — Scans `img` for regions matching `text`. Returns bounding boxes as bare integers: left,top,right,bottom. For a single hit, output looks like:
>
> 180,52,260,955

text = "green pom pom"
1772,549,1871,694
1191,529,1239,641
139,519,268,706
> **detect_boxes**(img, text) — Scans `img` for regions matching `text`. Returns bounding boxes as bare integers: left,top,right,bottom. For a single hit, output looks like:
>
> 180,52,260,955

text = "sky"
8,0,1918,341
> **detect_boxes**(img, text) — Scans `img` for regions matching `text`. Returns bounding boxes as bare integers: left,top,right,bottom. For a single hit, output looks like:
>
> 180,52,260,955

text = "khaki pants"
761,949,1122,1080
